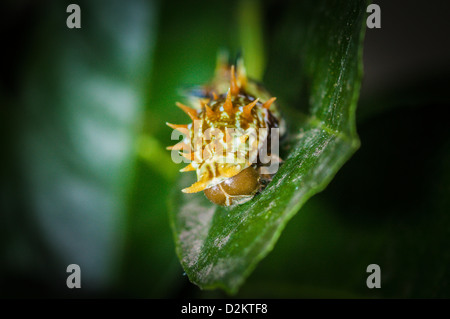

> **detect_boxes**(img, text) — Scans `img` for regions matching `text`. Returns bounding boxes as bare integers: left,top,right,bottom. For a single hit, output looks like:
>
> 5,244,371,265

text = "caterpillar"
167,56,285,206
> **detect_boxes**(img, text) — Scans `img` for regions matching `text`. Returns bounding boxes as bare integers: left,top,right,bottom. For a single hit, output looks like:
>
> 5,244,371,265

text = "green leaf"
169,1,367,293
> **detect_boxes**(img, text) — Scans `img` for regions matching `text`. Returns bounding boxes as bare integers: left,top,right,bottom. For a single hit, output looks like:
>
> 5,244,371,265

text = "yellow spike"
212,91,218,100
180,163,195,172
166,142,189,151
166,123,190,138
263,97,277,109
230,65,239,95
180,152,194,161
182,180,208,193
200,101,215,117
205,105,215,117
223,89,234,114
243,98,259,117
218,164,242,178
176,102,198,120
166,122,187,130
166,122,190,135
240,134,249,143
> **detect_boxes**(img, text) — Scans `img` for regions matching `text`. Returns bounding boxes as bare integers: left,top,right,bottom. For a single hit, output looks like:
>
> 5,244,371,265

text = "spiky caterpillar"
167,57,285,206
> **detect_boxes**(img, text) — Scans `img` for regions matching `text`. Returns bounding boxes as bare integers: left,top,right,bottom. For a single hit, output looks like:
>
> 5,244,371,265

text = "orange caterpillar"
167,57,285,206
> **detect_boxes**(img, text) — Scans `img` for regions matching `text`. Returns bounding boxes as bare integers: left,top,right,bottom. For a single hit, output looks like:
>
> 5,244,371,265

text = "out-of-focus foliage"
1,0,158,295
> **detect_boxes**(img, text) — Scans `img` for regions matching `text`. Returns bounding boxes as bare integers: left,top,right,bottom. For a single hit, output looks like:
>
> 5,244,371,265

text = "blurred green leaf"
2,0,157,293
170,1,366,293
238,0,265,80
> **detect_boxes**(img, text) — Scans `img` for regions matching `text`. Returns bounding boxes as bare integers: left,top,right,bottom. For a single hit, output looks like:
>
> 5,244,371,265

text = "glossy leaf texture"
169,1,367,293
